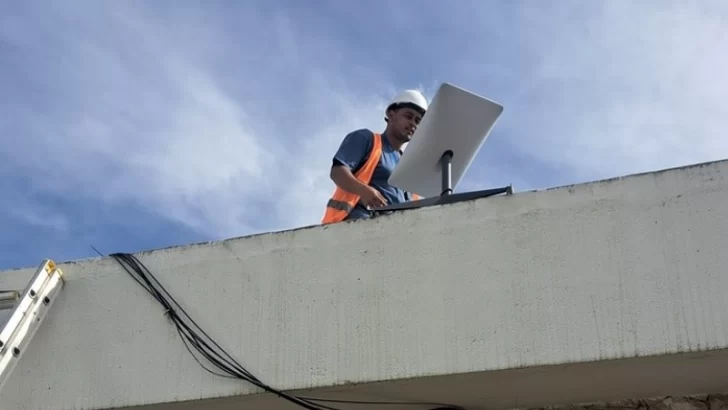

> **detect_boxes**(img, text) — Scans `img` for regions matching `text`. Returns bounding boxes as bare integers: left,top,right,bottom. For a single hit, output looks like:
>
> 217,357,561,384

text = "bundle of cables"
108,252,462,410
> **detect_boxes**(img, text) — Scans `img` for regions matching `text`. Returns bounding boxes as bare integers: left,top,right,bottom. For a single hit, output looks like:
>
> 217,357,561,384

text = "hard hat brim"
386,102,426,116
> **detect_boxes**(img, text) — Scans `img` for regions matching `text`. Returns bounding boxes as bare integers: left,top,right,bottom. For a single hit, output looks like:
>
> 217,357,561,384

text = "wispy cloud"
0,2,395,239
0,1,727,269
2,195,69,233
480,1,728,182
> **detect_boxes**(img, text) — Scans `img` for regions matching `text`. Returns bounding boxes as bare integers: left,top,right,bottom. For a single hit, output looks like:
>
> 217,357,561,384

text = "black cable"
107,251,464,410
110,252,332,410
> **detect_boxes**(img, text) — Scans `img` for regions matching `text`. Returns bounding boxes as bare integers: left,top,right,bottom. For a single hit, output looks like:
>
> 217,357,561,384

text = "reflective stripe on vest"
326,198,353,212
321,132,384,224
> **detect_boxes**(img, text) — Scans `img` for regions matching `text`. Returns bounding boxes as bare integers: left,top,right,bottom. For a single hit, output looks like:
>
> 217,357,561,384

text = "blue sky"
1,1,727,270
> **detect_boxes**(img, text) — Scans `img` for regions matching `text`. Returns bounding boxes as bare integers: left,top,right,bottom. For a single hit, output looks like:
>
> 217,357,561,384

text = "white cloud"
498,1,728,179
2,1,726,244
0,192,70,232
0,2,397,239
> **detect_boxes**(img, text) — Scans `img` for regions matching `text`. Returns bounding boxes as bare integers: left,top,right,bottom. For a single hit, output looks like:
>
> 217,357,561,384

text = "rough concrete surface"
1,159,728,410
536,395,728,410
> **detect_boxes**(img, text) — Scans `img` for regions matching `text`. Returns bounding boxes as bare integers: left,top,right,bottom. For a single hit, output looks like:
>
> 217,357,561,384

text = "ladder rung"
0,291,20,311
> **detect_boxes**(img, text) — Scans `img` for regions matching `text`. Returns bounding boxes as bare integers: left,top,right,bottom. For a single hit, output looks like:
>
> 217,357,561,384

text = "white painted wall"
1,160,728,410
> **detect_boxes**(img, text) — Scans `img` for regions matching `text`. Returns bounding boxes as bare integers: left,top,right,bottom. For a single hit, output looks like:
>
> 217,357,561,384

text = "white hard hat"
387,89,428,116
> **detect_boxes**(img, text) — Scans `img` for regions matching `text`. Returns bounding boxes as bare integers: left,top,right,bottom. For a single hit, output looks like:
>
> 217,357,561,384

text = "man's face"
389,107,423,142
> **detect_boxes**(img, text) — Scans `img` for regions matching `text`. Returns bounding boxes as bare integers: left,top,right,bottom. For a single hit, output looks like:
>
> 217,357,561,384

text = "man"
322,89,428,224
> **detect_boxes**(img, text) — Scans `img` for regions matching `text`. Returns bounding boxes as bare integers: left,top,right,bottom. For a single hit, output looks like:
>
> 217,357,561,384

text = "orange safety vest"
322,132,421,224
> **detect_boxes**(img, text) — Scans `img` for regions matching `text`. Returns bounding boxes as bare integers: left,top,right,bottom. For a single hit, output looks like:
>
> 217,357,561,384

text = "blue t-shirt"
332,129,409,220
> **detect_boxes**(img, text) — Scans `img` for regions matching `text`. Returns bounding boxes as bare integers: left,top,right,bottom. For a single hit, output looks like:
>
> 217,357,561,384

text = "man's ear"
385,107,396,122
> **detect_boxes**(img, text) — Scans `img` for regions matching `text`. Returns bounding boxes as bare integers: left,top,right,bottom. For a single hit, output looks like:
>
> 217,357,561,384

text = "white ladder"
0,260,65,391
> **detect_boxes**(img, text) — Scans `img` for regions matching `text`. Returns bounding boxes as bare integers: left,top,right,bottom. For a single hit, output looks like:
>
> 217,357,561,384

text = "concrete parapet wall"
1,159,728,410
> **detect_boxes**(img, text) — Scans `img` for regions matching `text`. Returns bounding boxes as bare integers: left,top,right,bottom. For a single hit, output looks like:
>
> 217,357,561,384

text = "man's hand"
358,186,387,208
330,165,387,208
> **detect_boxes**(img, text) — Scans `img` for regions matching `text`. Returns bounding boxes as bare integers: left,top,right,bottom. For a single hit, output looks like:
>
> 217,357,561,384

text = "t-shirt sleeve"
332,129,373,172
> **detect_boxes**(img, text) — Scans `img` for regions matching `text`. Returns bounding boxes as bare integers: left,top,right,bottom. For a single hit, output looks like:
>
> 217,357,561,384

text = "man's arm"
329,130,386,207
330,166,369,197
329,129,372,194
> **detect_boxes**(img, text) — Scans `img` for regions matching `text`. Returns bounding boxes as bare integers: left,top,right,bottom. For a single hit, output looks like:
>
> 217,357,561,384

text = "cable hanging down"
108,252,462,410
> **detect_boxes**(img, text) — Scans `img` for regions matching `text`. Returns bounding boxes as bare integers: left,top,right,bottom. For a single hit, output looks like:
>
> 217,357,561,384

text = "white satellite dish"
371,82,511,216
389,82,504,197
